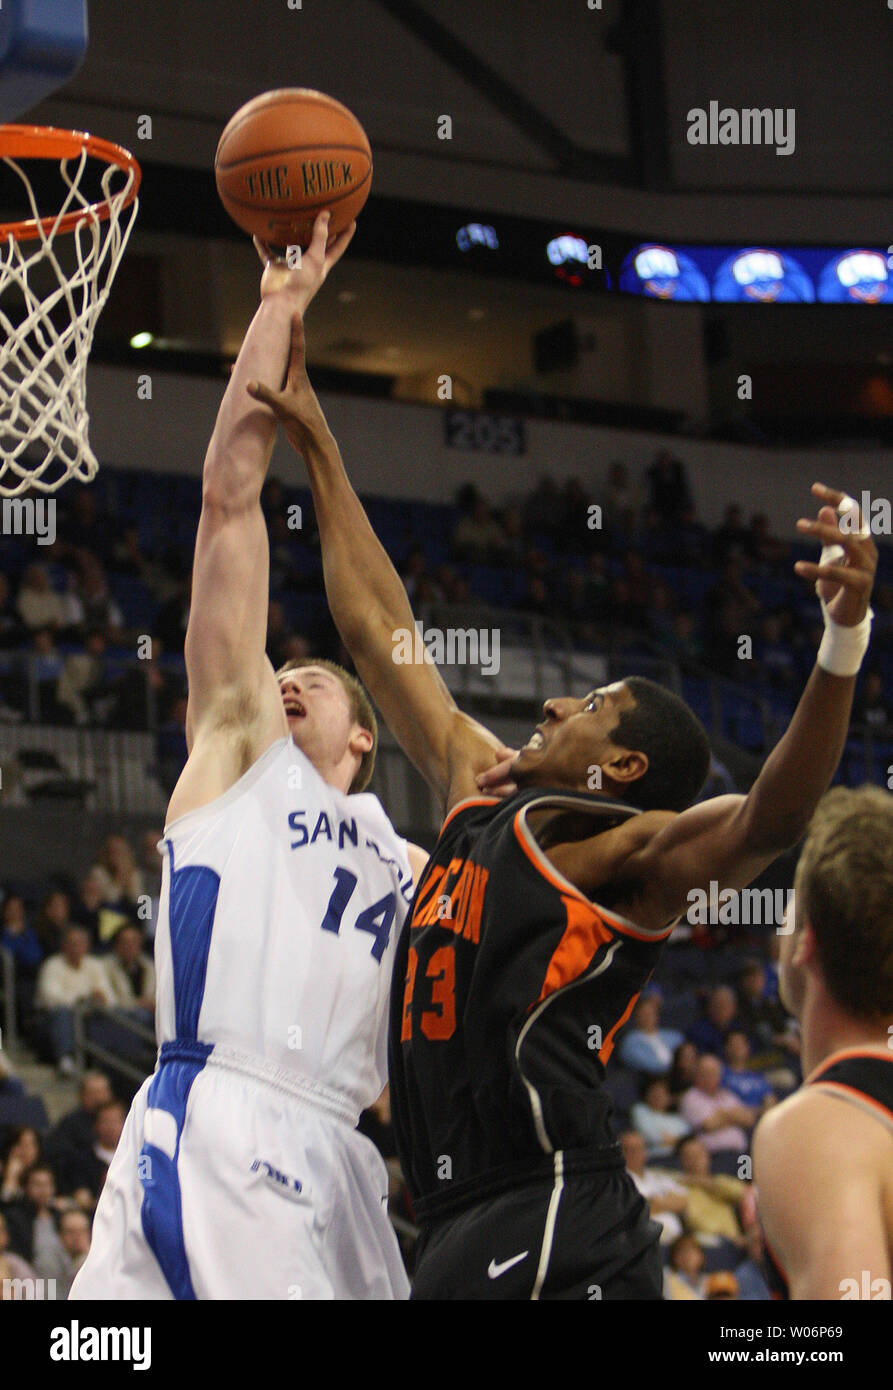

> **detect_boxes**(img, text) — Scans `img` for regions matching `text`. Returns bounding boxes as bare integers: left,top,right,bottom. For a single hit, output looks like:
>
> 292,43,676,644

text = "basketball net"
0,126,141,496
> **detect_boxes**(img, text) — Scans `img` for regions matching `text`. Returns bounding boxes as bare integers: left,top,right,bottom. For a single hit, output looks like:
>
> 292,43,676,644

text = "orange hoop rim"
0,124,142,243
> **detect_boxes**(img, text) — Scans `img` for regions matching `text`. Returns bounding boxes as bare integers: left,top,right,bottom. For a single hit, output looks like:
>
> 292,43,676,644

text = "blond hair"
276,657,377,793
794,785,893,1020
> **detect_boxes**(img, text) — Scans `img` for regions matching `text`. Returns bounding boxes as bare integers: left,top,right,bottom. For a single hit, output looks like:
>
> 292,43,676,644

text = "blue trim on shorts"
140,1048,212,1300
165,841,220,1040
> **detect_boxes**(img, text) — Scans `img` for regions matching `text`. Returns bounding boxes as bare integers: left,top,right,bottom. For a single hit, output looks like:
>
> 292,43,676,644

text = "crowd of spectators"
2,460,890,756
1,832,162,1078
0,1070,126,1298
612,930,798,1300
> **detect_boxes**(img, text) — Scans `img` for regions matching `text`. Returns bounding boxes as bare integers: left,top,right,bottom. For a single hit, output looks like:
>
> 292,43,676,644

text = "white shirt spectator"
103,951,156,1009
35,952,110,1009
628,1167,687,1244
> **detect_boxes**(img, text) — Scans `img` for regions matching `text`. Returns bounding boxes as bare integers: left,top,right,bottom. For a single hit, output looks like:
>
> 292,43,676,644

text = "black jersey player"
248,311,879,1299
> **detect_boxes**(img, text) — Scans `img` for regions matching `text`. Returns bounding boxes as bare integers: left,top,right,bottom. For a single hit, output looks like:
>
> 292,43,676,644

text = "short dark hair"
794,785,893,1021
611,676,711,812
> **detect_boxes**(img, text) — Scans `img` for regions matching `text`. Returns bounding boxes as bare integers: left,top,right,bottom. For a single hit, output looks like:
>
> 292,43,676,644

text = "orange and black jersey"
388,787,675,1224
764,1050,893,1300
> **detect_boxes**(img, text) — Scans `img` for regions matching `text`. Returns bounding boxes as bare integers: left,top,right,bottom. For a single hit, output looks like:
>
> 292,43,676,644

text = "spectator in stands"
70,869,107,945
646,580,677,646
44,1072,114,1192
748,512,789,567
601,461,641,536
675,1136,749,1249
268,510,302,592
680,1055,756,1160
57,629,113,726
90,836,145,909
103,925,155,1019
15,564,65,634
735,958,799,1079
645,449,692,527
664,1234,706,1300
704,557,761,676
34,890,75,957
0,571,27,650
620,1129,687,1247
631,1076,692,1160
109,631,180,731
499,504,527,566
155,692,189,797
61,1099,126,1200
401,546,439,604
756,612,797,692
734,1225,771,1300
618,993,684,1076
30,627,66,720
611,551,651,630
562,476,591,538
0,1209,35,1284
687,984,740,1055
154,574,190,654
34,925,110,1076
1,1162,66,1269
664,609,703,666
853,670,891,728
59,488,114,566
451,494,507,562
668,1040,699,1100
721,1031,776,1114
523,474,564,539
711,504,753,565
0,1126,43,1203
583,552,610,622
109,520,146,577
520,573,551,618
1,894,42,1030
48,1208,92,1298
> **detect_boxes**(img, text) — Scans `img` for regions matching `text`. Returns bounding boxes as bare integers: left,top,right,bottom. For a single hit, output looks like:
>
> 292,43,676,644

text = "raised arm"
168,217,354,819
247,314,510,810
617,484,878,919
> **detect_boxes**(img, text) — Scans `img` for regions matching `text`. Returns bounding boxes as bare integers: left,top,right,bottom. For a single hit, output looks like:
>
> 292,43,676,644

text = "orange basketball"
215,88,372,251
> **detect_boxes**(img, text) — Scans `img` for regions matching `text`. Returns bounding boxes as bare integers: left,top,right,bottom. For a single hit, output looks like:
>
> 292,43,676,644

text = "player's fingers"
795,518,872,553
306,210,332,264
810,481,847,508
324,220,357,269
253,235,273,268
285,312,308,388
794,559,872,590
246,379,284,412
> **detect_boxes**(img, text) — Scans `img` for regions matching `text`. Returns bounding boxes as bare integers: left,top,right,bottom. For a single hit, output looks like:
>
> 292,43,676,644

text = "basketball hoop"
0,125,141,496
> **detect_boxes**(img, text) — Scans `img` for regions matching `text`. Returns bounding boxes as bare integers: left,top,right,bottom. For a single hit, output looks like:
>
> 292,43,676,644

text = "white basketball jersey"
153,736,414,1114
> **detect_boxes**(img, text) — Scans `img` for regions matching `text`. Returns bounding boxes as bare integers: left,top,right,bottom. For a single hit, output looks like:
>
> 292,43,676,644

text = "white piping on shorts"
530,1150,565,1300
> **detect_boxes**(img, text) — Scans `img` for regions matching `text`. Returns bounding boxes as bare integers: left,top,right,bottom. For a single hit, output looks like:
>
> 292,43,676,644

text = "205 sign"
445,410,526,456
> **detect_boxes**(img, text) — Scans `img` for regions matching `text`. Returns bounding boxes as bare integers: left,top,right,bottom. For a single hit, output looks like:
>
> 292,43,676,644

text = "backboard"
0,0,88,124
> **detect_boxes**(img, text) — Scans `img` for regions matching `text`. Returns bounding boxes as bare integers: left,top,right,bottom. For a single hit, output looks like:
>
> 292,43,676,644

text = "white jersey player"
70,214,427,1300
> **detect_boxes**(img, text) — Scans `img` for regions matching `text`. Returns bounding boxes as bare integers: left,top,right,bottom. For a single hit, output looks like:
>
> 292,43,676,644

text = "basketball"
214,88,372,251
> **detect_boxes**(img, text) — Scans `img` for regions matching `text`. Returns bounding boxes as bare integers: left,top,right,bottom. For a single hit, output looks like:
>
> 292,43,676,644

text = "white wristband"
817,598,873,677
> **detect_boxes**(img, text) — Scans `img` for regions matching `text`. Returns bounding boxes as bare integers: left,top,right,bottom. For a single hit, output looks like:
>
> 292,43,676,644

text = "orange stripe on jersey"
810,1080,893,1127
440,796,500,835
806,1046,893,1084
512,805,674,942
532,892,614,1008
597,989,640,1066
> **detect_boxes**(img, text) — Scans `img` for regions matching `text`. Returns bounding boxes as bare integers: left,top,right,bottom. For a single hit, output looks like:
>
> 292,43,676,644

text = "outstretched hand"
254,209,356,311
794,482,877,627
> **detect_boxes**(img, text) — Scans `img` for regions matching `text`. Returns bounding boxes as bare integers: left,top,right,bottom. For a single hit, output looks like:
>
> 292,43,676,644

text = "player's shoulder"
754,1080,882,1183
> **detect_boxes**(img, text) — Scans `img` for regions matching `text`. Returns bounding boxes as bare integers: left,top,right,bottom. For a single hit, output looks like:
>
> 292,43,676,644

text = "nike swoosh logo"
487,1251,529,1279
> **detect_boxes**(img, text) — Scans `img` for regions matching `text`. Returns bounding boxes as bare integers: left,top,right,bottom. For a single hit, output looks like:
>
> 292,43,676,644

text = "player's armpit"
753,1092,891,1300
